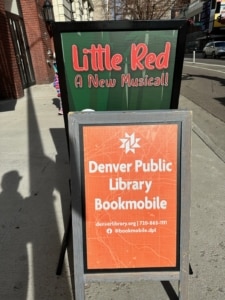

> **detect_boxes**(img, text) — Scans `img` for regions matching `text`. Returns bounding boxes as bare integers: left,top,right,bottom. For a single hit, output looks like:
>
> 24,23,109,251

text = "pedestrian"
53,62,63,115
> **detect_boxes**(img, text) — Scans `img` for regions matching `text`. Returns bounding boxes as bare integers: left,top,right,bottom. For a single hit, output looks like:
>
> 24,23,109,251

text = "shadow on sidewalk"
26,87,73,299
0,87,73,299
0,99,17,112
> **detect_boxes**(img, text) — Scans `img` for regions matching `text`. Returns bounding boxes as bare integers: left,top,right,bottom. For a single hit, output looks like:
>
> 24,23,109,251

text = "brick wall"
20,0,54,84
0,1,24,99
0,0,55,100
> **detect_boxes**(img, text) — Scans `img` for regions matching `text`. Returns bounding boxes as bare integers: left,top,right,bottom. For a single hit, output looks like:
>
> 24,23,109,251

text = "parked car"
202,41,225,58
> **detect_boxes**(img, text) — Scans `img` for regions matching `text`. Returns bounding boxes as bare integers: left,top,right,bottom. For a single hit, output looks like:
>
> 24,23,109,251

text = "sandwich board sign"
53,19,191,299
68,110,191,300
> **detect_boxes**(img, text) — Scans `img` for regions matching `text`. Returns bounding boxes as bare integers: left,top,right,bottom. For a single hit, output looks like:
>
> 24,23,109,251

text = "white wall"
52,0,94,22
4,0,20,15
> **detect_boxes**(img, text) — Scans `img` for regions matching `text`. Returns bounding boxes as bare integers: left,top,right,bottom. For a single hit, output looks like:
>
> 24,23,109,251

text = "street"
180,55,225,161
182,55,225,123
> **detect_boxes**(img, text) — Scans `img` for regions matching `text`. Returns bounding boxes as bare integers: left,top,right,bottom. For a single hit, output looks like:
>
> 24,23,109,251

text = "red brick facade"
0,0,54,100
0,1,22,99
20,0,54,84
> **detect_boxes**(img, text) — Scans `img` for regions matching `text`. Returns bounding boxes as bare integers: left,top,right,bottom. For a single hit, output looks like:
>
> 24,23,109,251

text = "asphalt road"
180,56,225,161
182,55,225,123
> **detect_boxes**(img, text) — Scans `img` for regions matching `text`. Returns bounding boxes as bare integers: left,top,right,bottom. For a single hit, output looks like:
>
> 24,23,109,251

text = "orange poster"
82,124,179,270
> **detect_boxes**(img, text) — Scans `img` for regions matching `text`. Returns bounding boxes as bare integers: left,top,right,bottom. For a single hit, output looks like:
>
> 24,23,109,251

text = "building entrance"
7,12,35,89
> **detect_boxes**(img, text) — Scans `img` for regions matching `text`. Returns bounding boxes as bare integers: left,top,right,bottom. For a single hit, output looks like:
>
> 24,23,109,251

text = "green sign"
53,21,187,112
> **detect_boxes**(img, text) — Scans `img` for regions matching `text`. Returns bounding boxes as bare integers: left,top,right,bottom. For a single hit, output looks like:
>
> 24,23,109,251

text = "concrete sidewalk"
0,84,224,300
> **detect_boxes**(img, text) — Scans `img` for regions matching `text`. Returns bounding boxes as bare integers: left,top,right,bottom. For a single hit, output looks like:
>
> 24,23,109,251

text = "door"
7,12,35,88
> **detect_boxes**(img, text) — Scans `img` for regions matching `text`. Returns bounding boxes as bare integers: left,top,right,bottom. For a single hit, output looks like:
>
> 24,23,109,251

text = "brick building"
0,0,94,100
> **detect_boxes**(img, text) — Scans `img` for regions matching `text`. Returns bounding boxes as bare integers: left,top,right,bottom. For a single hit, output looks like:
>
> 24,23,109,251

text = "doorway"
7,12,35,89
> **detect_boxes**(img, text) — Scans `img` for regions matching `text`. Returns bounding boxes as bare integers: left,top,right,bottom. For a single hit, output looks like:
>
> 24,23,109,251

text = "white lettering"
88,159,173,173
95,196,167,211
89,161,132,173
135,159,172,172
109,177,152,193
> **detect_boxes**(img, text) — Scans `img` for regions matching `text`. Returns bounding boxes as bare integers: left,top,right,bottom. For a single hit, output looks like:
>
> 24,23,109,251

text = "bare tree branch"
105,0,190,20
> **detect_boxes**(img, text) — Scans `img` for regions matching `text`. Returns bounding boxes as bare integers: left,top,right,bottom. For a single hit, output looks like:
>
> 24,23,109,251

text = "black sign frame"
52,20,188,140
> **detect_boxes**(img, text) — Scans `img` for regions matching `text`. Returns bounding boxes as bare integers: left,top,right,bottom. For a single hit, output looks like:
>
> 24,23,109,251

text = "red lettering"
155,42,170,69
105,45,112,71
111,54,122,71
131,43,148,71
90,45,104,71
72,45,88,71
89,45,98,71
144,53,156,70
72,42,170,72
130,42,171,71
72,44,123,72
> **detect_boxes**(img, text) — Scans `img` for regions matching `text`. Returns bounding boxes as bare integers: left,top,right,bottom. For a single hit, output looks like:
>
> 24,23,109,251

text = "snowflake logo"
120,133,141,154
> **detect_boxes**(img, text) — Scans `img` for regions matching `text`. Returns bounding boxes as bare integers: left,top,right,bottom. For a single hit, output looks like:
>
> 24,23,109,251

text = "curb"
192,122,225,163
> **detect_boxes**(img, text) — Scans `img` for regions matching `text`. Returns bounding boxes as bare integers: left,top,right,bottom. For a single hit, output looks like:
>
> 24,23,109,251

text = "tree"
104,0,190,20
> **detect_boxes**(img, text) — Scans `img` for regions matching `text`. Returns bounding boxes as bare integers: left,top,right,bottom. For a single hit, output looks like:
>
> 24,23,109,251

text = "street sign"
200,0,211,31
